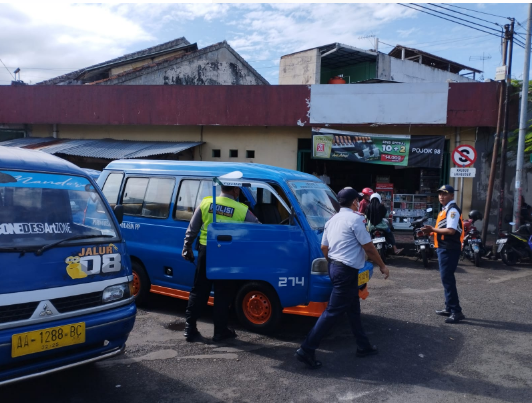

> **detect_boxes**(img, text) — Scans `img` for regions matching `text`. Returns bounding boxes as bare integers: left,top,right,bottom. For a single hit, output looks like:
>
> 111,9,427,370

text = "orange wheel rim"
132,272,141,296
242,291,272,325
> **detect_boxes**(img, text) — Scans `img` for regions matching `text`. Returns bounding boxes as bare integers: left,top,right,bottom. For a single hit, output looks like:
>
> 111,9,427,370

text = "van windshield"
0,170,119,248
288,181,339,230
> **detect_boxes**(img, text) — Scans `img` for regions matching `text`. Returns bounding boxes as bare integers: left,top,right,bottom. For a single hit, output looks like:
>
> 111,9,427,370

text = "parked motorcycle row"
367,207,531,268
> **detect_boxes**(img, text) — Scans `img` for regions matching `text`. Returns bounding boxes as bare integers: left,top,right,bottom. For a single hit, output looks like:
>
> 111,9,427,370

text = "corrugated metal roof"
0,137,203,159
0,137,58,148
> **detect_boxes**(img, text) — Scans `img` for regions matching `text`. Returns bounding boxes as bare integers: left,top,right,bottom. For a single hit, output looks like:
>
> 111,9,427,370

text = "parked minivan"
88,160,372,332
0,147,136,386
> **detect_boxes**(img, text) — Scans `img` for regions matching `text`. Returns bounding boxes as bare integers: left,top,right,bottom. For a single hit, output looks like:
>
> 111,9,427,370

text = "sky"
0,2,530,86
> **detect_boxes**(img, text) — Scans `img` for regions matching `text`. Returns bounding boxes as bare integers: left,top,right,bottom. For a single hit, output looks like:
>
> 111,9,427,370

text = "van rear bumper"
0,302,136,385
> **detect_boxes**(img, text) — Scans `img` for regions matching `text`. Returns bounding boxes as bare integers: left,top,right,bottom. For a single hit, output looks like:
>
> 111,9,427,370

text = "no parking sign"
452,145,477,167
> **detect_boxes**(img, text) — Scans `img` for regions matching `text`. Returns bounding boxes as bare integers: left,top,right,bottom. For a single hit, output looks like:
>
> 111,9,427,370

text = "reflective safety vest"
434,202,464,250
199,196,248,245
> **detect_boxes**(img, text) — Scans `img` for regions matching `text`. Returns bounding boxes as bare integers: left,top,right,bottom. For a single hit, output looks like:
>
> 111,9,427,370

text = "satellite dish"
219,171,243,180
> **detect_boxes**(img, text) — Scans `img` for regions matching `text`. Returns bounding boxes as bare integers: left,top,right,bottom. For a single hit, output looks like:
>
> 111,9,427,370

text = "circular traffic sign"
452,145,477,167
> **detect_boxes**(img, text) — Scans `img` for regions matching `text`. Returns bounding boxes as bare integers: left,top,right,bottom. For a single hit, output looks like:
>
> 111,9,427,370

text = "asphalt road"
3,255,532,403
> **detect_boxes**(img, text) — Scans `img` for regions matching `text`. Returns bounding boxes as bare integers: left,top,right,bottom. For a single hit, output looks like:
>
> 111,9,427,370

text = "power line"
442,3,511,20
399,4,502,39
0,59,15,80
428,3,503,27
412,3,503,34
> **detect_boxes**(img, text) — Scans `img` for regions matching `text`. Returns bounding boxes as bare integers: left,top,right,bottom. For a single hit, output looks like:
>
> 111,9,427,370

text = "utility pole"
512,5,532,230
482,26,509,245
497,19,515,234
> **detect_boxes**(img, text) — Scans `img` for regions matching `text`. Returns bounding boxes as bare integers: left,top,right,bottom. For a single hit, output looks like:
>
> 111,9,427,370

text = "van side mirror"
113,204,124,225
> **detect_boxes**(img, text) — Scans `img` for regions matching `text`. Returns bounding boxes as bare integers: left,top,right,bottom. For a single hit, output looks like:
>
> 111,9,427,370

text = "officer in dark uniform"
182,185,260,342
421,185,465,324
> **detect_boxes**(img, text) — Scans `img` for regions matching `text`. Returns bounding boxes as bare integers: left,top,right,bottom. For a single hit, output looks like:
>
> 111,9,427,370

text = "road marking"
489,271,532,283
399,287,441,294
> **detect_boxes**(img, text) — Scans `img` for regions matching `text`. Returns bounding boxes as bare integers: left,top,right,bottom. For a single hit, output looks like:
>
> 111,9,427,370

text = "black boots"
184,322,201,342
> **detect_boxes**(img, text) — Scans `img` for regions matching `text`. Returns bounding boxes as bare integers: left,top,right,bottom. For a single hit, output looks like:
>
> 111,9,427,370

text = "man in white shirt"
295,188,389,369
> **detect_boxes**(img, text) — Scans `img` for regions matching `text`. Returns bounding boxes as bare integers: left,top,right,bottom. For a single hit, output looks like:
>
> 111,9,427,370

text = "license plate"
415,239,430,245
420,245,426,249
373,237,386,243
496,239,507,244
12,322,85,358
358,270,369,286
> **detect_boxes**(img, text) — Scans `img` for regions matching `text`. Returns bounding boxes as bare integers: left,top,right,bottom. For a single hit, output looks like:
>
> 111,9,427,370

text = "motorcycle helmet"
362,188,374,196
468,210,483,221
370,193,382,203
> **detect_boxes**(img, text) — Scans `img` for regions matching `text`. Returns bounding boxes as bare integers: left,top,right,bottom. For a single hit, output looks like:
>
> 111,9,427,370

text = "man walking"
295,188,389,369
421,185,465,324
182,185,260,342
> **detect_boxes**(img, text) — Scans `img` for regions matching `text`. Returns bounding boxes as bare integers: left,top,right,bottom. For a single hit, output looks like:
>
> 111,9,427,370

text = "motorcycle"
496,222,532,266
462,210,485,267
410,208,434,268
369,211,395,264
370,226,391,263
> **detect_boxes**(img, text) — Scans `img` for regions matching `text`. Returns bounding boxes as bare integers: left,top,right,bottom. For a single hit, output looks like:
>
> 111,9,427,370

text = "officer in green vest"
182,185,260,342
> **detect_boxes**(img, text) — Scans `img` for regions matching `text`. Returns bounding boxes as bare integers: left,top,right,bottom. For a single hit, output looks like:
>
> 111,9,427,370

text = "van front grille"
51,292,103,313
0,302,40,324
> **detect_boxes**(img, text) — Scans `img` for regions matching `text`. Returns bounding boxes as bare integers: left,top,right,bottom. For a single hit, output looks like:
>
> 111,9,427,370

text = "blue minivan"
89,160,372,332
0,147,136,386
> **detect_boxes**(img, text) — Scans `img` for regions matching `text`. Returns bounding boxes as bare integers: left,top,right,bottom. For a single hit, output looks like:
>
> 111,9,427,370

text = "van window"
122,178,149,216
102,173,124,208
142,178,175,218
174,180,221,221
175,180,200,221
0,170,119,248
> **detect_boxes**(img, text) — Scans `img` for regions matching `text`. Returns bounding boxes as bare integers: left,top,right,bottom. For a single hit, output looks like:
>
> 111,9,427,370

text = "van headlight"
102,283,130,303
311,258,329,274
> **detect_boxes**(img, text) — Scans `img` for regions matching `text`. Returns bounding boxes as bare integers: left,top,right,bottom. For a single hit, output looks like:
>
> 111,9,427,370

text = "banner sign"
312,128,445,168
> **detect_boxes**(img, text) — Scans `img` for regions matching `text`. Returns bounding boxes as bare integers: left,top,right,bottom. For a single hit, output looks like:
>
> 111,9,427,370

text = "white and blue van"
0,147,136,385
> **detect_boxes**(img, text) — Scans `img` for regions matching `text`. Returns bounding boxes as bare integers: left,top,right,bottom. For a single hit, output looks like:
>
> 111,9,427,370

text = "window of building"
212,149,221,158
246,150,255,158
229,149,238,158
101,173,124,208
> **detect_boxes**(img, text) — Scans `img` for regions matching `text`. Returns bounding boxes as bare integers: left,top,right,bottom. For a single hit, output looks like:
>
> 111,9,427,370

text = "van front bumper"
0,302,136,386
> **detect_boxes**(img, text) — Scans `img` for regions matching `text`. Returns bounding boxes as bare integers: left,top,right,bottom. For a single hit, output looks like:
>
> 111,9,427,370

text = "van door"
206,184,310,308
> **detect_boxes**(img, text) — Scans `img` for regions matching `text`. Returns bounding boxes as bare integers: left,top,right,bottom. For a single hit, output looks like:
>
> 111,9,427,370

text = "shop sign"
450,168,476,178
312,128,445,168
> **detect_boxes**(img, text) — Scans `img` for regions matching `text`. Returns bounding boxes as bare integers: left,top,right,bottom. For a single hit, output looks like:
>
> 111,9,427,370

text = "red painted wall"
0,83,513,128
0,86,310,127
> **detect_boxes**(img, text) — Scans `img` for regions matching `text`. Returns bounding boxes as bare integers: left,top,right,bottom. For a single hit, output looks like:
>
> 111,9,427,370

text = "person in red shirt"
358,188,374,215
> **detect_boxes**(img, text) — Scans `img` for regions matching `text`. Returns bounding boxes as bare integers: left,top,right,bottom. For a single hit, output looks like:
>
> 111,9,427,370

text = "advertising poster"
312,128,445,168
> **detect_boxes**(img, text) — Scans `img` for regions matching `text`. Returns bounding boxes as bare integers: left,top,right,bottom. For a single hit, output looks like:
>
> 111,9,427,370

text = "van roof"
0,146,87,176
104,159,319,182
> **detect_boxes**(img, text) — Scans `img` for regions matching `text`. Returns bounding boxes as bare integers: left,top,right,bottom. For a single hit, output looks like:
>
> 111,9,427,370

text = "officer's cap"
437,185,456,194
337,187,361,204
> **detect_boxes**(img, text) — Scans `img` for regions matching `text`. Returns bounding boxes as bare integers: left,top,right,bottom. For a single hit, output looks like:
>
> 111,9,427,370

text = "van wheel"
132,261,151,306
235,282,282,334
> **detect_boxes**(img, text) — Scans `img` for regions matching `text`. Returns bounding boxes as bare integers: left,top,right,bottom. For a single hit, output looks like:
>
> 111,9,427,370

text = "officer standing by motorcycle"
420,185,465,324
182,185,260,342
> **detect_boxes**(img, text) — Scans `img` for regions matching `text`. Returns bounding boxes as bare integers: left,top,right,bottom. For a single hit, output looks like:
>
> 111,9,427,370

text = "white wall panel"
309,83,449,124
